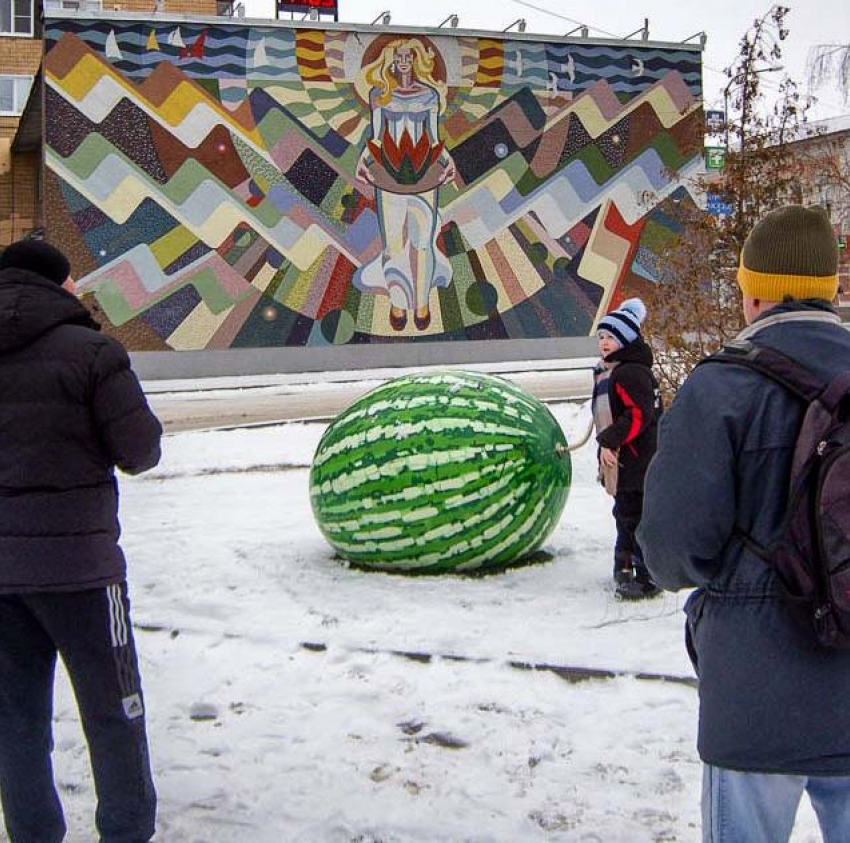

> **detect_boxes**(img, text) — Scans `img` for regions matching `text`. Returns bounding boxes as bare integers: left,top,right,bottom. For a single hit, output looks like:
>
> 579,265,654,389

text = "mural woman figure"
355,39,456,332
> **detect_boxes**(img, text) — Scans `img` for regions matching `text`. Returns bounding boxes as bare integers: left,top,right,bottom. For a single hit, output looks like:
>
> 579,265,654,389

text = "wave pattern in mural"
43,20,703,350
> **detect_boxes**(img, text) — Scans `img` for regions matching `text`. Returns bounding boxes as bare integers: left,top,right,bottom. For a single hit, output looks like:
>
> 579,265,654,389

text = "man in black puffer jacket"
0,239,162,843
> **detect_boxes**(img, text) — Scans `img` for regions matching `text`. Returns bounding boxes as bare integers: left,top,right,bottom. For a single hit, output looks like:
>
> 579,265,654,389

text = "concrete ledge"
130,337,600,380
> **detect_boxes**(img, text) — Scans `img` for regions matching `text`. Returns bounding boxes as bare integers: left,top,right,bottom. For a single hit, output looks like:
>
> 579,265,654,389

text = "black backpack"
703,339,850,648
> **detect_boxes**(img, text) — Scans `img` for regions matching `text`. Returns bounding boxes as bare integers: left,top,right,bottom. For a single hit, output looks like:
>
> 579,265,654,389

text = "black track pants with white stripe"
0,583,156,843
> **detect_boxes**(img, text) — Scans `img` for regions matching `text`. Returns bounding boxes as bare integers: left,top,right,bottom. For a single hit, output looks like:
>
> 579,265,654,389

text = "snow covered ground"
48,402,822,842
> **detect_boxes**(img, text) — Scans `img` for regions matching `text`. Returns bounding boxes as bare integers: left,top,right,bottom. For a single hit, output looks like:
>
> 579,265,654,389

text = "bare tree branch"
807,43,850,104
647,6,812,401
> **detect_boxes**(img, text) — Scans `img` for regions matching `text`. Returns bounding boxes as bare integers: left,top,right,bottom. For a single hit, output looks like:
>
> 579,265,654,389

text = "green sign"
705,147,726,171
839,236,846,251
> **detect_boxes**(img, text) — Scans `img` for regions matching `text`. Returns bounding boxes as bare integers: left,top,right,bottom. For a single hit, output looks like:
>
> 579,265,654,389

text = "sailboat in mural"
146,29,159,51
167,27,185,49
252,37,268,68
104,30,122,60
180,30,207,60
104,29,124,59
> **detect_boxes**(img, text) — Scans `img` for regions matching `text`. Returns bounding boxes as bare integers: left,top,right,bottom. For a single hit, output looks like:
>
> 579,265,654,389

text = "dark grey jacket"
0,267,162,593
638,300,850,775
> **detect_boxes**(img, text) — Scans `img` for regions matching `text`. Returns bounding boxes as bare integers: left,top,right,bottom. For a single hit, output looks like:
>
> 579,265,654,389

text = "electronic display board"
277,0,338,18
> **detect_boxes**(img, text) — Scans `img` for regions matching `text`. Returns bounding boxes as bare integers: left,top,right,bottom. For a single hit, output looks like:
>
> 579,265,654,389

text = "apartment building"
786,117,850,305
1,0,226,245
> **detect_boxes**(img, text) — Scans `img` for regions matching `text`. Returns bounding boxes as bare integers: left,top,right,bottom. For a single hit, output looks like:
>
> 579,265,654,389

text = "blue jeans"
0,585,156,843
702,764,850,843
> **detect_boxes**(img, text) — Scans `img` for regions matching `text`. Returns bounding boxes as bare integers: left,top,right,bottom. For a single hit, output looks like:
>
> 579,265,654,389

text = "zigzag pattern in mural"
43,23,703,350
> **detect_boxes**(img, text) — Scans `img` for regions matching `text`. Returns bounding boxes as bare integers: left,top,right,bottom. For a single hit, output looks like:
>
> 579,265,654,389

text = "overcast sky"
241,0,850,123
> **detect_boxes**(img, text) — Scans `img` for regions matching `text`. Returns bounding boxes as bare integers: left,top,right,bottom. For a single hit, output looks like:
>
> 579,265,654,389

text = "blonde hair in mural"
361,38,447,113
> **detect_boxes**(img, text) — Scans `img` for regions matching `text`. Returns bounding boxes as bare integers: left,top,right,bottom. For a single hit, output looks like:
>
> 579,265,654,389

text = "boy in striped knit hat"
591,298,663,600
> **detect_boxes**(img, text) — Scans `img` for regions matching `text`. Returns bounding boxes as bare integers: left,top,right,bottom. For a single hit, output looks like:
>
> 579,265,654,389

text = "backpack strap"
820,370,850,414
700,339,825,403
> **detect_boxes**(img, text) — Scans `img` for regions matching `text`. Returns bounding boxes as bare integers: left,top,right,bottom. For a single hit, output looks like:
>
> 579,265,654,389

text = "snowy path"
48,405,822,842
147,364,595,433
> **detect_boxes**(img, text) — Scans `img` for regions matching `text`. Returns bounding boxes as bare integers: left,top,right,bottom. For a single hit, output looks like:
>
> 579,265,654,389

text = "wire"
811,43,849,58
702,59,849,114
506,0,850,114
506,0,623,39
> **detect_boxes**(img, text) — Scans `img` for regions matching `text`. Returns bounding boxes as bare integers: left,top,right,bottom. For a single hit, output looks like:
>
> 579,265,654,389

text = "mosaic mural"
43,19,703,350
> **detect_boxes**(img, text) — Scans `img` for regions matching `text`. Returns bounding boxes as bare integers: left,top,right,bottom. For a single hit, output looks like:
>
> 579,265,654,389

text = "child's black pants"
613,489,645,560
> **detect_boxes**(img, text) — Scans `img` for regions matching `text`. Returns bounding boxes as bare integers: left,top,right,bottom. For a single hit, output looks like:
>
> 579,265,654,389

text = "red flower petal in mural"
370,129,444,186
380,129,403,172
406,130,430,172
367,139,383,163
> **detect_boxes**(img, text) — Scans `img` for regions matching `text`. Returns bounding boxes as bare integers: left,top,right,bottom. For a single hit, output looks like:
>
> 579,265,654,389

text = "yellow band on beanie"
737,263,838,301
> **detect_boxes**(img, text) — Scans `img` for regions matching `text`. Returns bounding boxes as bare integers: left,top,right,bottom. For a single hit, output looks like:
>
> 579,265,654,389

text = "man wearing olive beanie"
0,238,161,842
638,205,850,842
736,203,840,304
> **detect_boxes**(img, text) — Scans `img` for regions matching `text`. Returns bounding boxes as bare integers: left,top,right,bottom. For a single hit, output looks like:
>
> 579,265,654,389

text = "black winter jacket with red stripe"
595,338,662,492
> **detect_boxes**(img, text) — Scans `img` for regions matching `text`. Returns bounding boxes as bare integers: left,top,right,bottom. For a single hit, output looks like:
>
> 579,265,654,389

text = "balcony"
217,0,245,16
42,0,103,11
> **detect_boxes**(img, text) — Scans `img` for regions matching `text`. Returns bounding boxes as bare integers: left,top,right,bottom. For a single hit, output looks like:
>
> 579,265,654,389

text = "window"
0,75,33,116
0,0,33,35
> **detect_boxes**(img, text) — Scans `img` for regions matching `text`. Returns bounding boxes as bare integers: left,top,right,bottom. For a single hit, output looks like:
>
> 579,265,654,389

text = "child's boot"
632,556,662,599
613,550,633,587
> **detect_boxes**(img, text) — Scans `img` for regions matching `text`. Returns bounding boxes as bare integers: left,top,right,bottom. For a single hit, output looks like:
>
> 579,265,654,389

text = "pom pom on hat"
0,239,71,286
597,297,647,347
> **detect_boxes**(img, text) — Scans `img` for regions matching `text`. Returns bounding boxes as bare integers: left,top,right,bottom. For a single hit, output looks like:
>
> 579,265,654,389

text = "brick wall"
0,145,39,244
104,0,219,13
1,1,233,244
1,37,43,244
0,36,42,74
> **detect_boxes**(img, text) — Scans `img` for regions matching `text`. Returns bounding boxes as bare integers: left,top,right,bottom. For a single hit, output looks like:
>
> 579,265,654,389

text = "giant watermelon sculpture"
309,371,571,574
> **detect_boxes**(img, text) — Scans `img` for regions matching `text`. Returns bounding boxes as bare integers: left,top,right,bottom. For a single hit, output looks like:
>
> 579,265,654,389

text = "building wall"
1,36,42,242
104,0,219,12
1,2,219,246
42,17,705,353
793,130,850,304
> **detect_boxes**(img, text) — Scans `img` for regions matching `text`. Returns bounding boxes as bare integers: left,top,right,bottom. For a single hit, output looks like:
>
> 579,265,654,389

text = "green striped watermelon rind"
309,370,571,574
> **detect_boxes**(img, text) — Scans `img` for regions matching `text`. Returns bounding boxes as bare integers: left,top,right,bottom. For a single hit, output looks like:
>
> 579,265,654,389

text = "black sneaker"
614,567,632,586
616,578,662,601
636,580,662,598
633,561,662,599
615,579,641,600
613,552,633,587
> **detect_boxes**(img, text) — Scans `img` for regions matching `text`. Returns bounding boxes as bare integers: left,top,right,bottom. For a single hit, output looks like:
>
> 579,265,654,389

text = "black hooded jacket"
596,337,662,491
0,266,162,593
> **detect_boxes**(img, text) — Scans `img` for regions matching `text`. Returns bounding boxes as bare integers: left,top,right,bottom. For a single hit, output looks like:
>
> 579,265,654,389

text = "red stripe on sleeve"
615,382,643,443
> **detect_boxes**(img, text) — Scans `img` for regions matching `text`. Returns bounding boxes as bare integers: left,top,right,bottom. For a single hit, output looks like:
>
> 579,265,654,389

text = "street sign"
705,146,726,171
277,0,338,17
705,109,725,133
706,194,734,215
